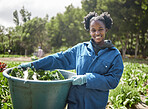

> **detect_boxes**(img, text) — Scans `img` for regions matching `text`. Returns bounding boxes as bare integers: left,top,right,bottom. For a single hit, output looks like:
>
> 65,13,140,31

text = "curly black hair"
83,12,113,31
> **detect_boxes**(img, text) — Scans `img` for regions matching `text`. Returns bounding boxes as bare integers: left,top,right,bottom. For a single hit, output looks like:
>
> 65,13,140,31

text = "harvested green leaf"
9,67,65,81
10,68,24,78
27,68,34,80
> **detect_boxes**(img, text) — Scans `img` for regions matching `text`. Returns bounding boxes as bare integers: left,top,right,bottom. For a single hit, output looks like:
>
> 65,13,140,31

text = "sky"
0,0,82,28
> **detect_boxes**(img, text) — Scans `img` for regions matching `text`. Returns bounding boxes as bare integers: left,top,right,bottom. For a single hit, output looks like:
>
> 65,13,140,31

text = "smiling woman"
17,11,124,109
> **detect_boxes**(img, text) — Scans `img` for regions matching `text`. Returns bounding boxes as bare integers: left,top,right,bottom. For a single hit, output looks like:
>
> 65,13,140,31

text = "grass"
123,57,148,65
0,54,24,58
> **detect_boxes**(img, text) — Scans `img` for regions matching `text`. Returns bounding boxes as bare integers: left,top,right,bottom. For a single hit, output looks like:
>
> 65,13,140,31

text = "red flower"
0,62,7,72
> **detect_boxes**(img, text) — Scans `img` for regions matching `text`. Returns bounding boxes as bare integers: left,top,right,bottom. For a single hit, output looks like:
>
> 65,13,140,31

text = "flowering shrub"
0,62,7,72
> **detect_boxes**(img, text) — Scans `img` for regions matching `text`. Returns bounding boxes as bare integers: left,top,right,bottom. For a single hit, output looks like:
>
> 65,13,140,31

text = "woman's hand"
72,75,86,85
18,62,33,70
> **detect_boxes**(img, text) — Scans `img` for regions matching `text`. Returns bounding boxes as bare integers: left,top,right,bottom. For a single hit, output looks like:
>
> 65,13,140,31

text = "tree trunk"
122,41,128,59
130,33,133,55
141,31,147,58
25,49,27,57
135,35,139,58
121,35,129,59
8,35,11,50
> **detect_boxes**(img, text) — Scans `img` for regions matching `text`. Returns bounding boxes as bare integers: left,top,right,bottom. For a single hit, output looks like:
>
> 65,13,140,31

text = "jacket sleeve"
86,54,124,91
32,46,77,70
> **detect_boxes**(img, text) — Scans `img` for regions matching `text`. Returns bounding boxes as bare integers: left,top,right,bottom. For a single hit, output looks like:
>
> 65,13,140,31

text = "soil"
0,57,31,62
135,102,148,109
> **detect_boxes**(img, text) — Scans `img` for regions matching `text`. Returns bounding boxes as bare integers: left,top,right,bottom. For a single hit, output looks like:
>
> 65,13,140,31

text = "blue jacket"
33,40,124,109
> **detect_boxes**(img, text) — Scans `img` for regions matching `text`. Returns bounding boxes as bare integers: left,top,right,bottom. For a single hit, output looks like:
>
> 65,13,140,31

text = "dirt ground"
0,57,32,62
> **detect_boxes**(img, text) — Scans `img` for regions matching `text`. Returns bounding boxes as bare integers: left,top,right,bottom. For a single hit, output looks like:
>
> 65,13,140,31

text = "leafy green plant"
109,84,141,108
122,62,148,95
10,68,65,80
108,62,148,108
10,67,24,78
0,62,21,109
31,56,38,61
0,54,23,58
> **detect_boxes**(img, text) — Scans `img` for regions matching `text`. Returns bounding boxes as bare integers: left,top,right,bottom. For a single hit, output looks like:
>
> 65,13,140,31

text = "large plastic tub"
3,68,76,109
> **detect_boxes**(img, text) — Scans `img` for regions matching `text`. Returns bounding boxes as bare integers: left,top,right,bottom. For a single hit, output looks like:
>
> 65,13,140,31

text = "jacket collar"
83,40,116,56
83,40,94,52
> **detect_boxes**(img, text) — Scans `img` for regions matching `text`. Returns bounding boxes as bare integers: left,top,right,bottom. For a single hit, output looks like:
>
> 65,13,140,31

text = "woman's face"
90,20,107,44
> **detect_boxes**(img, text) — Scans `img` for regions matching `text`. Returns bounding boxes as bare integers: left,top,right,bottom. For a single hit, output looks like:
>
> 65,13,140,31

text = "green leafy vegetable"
10,67,24,78
10,67,65,81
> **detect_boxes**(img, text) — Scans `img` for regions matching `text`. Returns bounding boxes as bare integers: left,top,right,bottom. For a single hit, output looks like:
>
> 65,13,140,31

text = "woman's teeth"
96,36,102,38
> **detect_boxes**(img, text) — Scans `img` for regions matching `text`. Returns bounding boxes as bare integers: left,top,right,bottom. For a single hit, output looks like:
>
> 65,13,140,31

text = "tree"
12,26,24,55
5,27,14,52
63,5,89,46
13,10,19,26
81,0,98,13
46,4,88,53
1,0,147,57
0,25,6,53
21,17,48,55
20,6,31,23
93,0,148,58
136,0,148,58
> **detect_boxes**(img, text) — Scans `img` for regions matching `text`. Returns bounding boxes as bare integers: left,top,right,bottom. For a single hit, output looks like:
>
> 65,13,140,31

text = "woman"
19,12,124,109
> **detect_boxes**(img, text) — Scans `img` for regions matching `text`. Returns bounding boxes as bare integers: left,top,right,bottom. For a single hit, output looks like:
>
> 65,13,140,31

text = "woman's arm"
86,54,124,91
33,46,77,70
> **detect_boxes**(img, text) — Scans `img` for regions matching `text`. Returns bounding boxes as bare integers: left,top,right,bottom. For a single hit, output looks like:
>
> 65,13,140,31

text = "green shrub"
109,84,141,108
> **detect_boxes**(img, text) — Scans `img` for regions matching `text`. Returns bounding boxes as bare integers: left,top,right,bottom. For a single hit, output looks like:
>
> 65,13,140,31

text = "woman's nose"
95,31,100,35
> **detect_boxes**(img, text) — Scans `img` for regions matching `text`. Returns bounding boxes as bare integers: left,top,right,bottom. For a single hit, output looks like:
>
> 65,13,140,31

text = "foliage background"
0,0,148,58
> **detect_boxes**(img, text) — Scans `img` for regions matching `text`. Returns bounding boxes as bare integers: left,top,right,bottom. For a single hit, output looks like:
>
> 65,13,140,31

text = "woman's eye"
91,29,96,32
99,29,104,31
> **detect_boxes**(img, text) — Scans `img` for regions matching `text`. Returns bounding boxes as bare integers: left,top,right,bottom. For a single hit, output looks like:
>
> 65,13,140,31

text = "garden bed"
0,57,31,62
